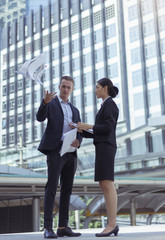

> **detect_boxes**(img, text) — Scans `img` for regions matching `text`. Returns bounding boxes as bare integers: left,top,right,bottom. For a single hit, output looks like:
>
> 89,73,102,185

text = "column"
75,210,80,229
32,197,40,232
130,199,136,226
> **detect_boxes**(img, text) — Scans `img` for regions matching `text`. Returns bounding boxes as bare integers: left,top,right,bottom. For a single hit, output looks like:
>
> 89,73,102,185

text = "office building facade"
0,0,52,29
0,0,165,176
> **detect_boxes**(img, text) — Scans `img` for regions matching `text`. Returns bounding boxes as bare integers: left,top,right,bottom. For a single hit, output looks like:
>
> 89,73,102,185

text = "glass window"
9,116,14,127
26,94,30,105
2,102,7,112
83,53,91,67
129,26,139,42
107,43,117,59
62,43,69,57
133,92,144,110
157,0,165,8
108,63,118,78
84,72,92,87
145,42,156,59
62,62,69,75
3,86,7,96
9,133,14,144
132,70,142,87
34,126,40,140
74,76,80,90
148,88,160,106
73,95,81,109
131,135,146,155
72,58,80,71
94,29,103,44
163,62,165,77
147,65,158,82
161,38,165,54
17,131,23,142
85,111,94,124
3,70,7,80
84,92,93,106
26,78,30,88
82,35,91,48
131,48,141,64
143,20,155,37
72,39,79,53
128,5,138,21
17,114,23,125
26,128,30,141
26,111,31,122
10,82,15,93
18,96,23,107
159,15,165,31
9,99,15,110
134,116,145,128
18,79,23,90
2,135,6,146
151,130,163,152
52,48,59,60
142,0,153,15
95,68,105,81
95,49,103,63
52,65,60,78
10,67,15,77
106,24,116,39
2,119,6,129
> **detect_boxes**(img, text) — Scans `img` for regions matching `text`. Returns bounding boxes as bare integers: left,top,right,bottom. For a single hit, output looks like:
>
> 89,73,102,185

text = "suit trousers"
44,145,77,229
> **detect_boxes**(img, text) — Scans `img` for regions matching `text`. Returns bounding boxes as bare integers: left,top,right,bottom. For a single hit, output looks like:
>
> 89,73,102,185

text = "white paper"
16,52,48,85
69,122,93,134
59,128,78,157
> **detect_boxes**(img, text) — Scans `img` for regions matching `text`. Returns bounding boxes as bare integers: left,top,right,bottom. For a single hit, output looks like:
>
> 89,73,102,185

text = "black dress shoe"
44,229,58,238
57,227,81,237
95,225,119,237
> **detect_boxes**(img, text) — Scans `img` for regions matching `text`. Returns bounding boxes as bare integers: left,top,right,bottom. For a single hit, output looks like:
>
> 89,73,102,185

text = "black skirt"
95,142,116,182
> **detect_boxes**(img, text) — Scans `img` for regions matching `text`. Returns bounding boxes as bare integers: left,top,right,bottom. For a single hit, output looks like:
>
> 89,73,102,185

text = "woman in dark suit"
78,78,119,237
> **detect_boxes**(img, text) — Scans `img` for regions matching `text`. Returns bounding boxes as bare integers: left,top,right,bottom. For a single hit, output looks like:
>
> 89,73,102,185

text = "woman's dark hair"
97,78,119,98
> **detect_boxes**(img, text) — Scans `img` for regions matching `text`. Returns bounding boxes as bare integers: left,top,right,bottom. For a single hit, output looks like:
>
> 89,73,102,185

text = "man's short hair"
60,76,74,85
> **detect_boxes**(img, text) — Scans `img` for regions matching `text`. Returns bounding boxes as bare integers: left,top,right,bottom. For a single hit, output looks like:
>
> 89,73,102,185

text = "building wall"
0,0,165,174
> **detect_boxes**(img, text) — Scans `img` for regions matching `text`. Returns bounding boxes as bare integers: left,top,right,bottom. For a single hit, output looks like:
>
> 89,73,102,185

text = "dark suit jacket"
83,97,119,148
36,97,82,155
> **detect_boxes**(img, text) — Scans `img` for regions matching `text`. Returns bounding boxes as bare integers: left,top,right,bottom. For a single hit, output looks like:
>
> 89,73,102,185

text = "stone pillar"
130,199,136,226
32,197,40,231
75,210,80,229
101,216,105,228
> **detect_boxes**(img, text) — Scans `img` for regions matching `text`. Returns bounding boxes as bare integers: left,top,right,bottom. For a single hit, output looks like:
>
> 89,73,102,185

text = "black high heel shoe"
95,225,119,237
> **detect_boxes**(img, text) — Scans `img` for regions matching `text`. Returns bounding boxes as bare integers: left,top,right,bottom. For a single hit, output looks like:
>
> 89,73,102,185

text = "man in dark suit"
36,76,82,239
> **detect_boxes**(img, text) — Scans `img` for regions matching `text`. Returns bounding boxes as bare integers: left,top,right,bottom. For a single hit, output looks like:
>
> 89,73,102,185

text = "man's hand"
71,139,80,148
43,90,57,104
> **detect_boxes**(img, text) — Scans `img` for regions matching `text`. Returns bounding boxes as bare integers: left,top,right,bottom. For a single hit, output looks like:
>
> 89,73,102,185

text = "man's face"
59,79,73,101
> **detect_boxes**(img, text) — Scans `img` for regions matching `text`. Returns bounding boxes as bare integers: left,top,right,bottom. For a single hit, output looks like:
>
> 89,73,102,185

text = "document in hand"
70,122,93,134
59,128,78,157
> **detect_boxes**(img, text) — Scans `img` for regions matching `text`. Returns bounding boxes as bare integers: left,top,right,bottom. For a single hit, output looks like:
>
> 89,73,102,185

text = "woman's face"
95,83,106,98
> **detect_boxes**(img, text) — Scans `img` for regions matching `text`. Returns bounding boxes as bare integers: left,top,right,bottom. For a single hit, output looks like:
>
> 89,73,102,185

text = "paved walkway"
0,225,165,240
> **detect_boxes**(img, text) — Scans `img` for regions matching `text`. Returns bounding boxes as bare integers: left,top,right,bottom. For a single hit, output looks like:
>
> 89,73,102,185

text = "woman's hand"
78,122,93,130
69,122,82,133
43,90,57,104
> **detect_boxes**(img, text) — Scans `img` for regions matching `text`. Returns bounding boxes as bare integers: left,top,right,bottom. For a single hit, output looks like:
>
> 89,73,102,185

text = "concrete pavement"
0,225,165,240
